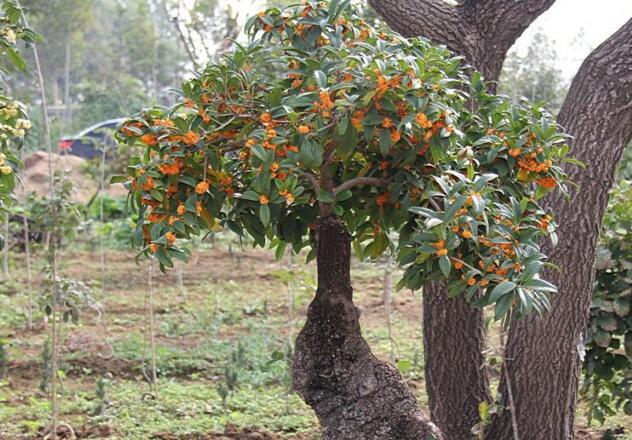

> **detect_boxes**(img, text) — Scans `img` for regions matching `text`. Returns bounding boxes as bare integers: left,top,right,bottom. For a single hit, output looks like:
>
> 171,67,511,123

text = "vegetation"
0,0,630,439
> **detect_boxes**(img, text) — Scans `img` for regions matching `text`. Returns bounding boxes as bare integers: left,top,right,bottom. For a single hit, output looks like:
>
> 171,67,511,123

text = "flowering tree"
118,1,568,437
0,0,35,248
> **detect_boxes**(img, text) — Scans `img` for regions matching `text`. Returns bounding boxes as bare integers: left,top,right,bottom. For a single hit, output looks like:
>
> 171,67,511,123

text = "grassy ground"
0,238,630,439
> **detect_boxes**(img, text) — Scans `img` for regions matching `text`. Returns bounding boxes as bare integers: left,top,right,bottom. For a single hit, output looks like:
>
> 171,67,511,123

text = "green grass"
0,237,630,439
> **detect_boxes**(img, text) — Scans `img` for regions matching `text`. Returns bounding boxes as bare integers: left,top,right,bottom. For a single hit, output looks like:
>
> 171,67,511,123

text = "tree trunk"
293,215,442,440
423,282,491,439
487,19,632,440
367,3,555,436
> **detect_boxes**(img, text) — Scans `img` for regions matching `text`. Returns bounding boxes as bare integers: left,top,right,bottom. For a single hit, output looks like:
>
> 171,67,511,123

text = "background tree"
369,0,632,437
117,2,570,438
499,30,567,114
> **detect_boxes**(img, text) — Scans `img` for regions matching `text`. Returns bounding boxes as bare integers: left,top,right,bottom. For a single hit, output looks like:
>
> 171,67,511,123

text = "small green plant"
38,338,52,394
0,338,8,379
582,180,632,424
92,376,110,416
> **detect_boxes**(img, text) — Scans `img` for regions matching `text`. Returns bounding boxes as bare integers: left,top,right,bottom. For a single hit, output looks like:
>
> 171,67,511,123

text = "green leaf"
109,175,128,184
489,281,516,302
240,190,260,201
379,128,391,155
439,255,451,278
522,278,557,293
260,204,270,227
314,70,327,88
317,190,335,203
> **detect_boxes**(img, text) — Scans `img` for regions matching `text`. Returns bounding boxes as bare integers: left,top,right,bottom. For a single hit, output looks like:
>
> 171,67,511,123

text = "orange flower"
141,177,155,191
390,129,401,142
245,138,256,148
453,259,464,269
298,125,310,134
259,194,269,205
158,160,182,176
375,193,389,207
165,232,176,245
461,230,473,239
147,213,165,223
168,216,179,225
260,113,272,124
508,147,521,157
479,279,489,287
436,248,448,257
177,204,186,216
196,181,209,194
537,177,557,189
292,78,303,88
182,131,200,145
149,243,159,253
196,201,203,215
538,215,552,231
467,277,477,286
382,117,393,128
431,240,445,250
153,118,174,127
415,113,432,129
287,145,299,153
140,134,158,146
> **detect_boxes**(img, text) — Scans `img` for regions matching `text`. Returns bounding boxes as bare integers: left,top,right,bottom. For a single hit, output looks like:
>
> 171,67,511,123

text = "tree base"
292,216,441,440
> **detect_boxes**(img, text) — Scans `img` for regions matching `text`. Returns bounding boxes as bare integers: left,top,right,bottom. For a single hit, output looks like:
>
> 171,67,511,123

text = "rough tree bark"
293,215,442,440
423,282,489,439
368,1,554,436
369,0,555,89
487,19,632,440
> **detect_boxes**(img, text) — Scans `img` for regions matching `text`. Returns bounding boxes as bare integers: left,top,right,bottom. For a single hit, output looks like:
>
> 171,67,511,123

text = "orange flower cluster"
518,156,552,173
158,158,183,175
314,90,334,118
140,134,158,146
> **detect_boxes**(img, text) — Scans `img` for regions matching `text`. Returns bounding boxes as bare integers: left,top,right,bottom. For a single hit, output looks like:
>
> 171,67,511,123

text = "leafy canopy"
118,0,569,321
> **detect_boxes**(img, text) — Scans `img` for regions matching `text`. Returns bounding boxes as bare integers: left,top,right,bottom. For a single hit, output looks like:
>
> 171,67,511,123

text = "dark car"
58,118,125,159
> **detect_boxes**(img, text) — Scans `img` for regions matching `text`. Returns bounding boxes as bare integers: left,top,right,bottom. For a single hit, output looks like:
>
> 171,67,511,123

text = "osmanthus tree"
117,1,568,438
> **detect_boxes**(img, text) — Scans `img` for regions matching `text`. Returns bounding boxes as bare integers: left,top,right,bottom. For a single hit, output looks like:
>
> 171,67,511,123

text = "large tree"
118,2,570,438
370,0,632,438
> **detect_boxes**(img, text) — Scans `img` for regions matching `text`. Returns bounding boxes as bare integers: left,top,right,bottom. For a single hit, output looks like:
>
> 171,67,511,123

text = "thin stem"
332,177,389,195
3,216,9,279
23,216,33,331
383,254,395,362
100,146,106,299
19,3,59,437
500,329,520,440
148,260,158,397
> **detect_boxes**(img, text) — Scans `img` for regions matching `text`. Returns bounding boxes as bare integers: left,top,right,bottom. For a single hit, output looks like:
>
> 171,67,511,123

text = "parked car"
58,118,125,159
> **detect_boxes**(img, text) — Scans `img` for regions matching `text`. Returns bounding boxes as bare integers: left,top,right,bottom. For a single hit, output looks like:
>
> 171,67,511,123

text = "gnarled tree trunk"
487,19,632,440
293,215,442,440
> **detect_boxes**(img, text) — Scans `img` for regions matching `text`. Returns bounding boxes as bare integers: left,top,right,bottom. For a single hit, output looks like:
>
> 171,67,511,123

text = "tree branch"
368,0,556,82
333,177,389,195
472,0,556,75
298,171,320,192
368,0,472,53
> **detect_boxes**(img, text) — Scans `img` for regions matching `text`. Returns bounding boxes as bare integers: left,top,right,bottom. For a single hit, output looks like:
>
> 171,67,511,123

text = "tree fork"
293,215,442,440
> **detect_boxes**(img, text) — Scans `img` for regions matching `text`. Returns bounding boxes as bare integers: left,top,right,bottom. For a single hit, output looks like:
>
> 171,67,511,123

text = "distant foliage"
117,0,570,322
582,180,632,423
